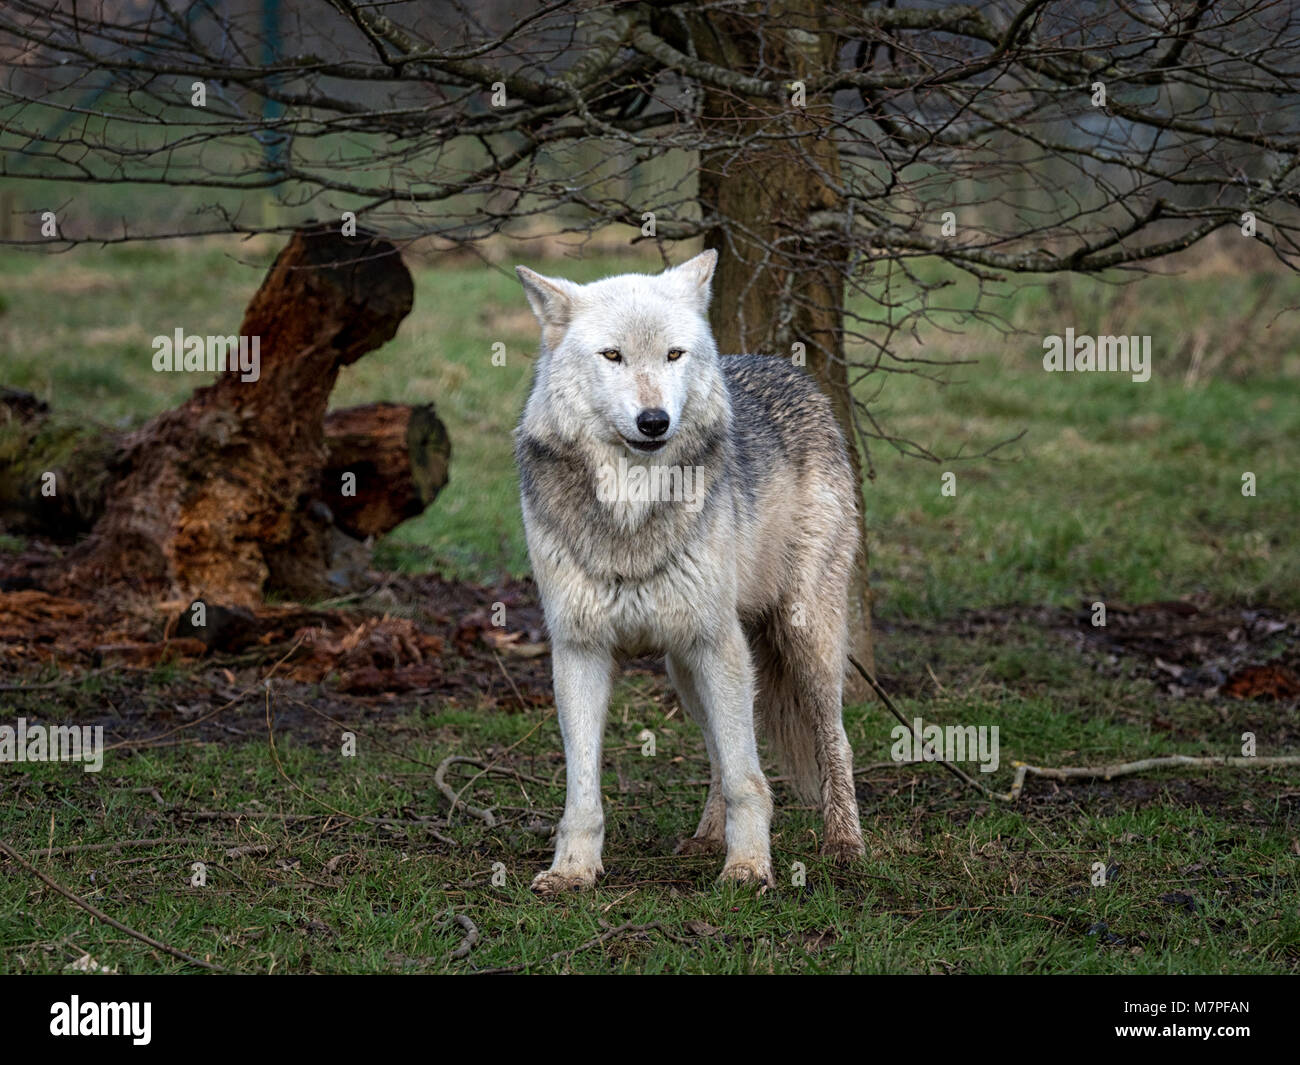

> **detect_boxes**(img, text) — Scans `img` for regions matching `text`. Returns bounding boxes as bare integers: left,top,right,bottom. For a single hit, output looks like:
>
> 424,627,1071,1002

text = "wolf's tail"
760,697,822,805
754,637,823,806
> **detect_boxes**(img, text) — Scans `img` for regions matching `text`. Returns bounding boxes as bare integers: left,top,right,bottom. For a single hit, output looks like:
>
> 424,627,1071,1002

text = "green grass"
3,641,1296,974
863,268,1300,617
0,241,1296,973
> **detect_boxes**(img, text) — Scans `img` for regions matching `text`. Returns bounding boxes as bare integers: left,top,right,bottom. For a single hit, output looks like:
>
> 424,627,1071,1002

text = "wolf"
514,250,865,892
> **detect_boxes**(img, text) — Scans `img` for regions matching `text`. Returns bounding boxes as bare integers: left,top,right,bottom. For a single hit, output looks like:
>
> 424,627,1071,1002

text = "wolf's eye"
667,348,685,361
599,348,622,363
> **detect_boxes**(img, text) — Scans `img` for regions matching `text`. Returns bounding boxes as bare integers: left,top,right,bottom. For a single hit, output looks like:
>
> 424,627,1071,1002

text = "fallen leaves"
1222,664,1300,701
290,615,445,691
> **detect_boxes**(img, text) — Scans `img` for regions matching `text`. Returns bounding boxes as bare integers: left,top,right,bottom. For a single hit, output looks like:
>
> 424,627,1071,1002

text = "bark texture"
55,227,418,605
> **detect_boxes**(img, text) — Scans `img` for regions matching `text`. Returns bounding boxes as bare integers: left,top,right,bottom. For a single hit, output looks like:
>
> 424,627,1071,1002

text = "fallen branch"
849,655,1004,800
1007,755,1300,800
0,838,231,973
32,837,199,857
435,755,498,827
847,655,1300,803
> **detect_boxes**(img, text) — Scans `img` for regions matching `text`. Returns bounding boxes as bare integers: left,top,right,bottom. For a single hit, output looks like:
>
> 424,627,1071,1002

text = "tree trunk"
690,0,876,689
54,227,417,606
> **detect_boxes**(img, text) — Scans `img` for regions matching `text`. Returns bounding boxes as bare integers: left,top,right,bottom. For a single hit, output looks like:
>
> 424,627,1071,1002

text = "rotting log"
0,393,450,546
43,227,421,606
322,402,450,540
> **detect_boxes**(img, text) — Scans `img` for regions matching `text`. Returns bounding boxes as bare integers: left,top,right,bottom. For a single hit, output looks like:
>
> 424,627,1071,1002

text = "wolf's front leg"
532,641,614,894
686,622,773,887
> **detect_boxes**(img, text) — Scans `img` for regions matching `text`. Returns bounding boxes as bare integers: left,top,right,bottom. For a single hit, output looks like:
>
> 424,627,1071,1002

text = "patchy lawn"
0,244,1296,974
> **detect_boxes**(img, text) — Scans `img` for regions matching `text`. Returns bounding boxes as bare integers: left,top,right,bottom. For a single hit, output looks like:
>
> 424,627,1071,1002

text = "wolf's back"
719,354,856,495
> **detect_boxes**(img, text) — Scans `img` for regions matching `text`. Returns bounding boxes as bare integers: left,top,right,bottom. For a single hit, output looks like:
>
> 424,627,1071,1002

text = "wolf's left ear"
666,249,718,312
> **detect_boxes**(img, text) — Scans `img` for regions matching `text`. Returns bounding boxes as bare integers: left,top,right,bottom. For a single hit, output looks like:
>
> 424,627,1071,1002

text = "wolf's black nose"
636,408,670,438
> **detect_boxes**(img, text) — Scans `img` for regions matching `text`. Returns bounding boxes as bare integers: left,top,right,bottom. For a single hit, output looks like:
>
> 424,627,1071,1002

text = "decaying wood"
0,389,118,538
9,227,424,606
1,393,449,544
323,402,450,539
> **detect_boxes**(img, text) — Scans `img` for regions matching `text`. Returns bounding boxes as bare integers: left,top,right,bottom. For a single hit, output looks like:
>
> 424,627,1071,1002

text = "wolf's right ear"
516,266,578,329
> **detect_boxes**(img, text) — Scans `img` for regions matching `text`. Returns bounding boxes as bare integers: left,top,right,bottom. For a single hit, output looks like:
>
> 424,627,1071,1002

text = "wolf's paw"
675,835,725,857
821,837,866,865
717,859,773,889
530,868,599,894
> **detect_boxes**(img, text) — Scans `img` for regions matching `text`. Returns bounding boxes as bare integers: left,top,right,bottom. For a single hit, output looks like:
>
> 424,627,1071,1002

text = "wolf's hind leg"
763,591,865,862
792,615,864,863
667,653,726,855
809,666,865,863
532,641,614,893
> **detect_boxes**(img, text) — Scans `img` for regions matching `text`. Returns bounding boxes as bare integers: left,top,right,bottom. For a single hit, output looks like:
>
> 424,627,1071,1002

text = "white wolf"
515,250,864,891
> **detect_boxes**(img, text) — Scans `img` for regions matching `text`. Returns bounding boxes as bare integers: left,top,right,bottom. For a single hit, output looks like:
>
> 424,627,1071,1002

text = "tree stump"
57,227,417,606
1,394,449,546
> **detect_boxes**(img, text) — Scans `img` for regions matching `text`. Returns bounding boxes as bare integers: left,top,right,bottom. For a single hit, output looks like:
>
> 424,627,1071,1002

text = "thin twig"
0,838,231,973
491,647,531,713
848,655,1300,803
435,755,498,827
849,655,1002,799
446,913,479,960
32,837,199,857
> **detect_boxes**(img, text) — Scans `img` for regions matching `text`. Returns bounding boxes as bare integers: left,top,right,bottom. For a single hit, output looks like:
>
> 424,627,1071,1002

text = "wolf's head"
515,251,728,459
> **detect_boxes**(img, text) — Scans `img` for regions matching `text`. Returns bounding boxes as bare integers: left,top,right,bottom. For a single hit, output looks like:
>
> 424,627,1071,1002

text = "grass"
0,240,1297,973
4,642,1296,974
863,266,1300,617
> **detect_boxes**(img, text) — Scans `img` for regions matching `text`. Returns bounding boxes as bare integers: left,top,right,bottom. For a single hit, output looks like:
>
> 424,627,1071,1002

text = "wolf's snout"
636,408,671,438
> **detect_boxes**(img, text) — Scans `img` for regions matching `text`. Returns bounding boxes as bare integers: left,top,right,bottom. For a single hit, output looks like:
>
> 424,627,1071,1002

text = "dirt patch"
1066,600,1298,696
0,549,556,744
884,599,1298,701
3,540,1296,756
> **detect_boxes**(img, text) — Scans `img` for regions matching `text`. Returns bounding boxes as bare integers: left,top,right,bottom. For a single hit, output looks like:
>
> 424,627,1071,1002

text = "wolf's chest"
570,565,721,655
527,520,730,653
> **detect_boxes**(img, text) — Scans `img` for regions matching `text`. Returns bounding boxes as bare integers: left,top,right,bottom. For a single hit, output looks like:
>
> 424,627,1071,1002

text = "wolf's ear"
516,266,578,329
665,249,718,312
